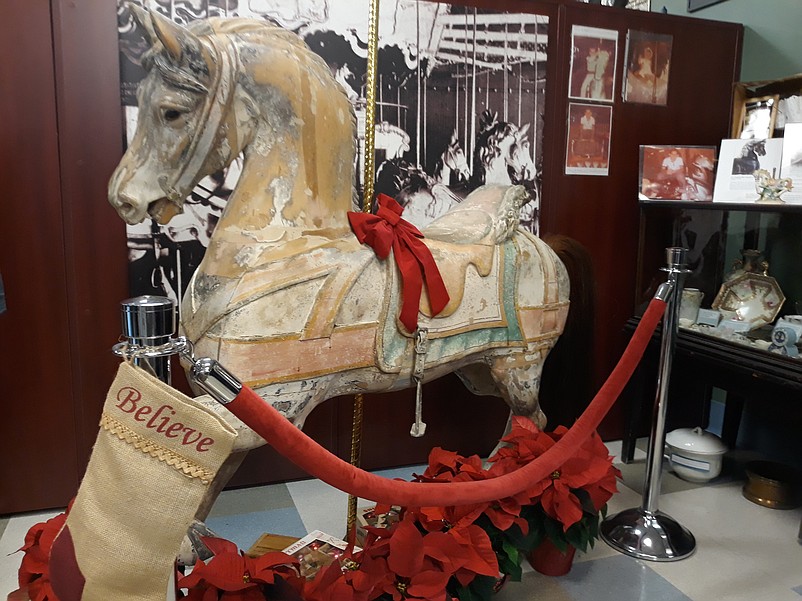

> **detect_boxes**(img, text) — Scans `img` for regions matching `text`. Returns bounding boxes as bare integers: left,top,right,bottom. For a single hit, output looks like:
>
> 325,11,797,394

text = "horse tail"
538,234,596,429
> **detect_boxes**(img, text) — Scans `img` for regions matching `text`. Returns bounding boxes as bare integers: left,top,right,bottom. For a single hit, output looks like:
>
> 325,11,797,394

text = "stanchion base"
600,507,696,561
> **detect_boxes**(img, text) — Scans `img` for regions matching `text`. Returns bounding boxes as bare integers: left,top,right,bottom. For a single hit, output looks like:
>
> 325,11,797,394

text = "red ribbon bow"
348,194,450,332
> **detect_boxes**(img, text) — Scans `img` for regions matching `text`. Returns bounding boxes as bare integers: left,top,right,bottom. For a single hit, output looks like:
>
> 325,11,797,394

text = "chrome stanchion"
114,296,181,384
112,294,242,400
600,247,696,561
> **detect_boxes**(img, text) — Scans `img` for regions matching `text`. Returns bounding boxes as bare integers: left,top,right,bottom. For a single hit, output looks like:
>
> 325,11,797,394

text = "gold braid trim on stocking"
100,412,216,484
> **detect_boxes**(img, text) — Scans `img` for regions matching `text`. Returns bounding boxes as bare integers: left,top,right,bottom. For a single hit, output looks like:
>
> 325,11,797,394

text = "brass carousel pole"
347,0,380,545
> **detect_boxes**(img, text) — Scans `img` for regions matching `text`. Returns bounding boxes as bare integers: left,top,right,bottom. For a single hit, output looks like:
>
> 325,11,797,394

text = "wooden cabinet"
623,201,802,461
0,1,127,514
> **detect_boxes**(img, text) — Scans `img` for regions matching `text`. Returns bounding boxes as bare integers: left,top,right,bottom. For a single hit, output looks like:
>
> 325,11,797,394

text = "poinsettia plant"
17,505,71,601
178,537,304,600
488,417,621,554
17,418,620,601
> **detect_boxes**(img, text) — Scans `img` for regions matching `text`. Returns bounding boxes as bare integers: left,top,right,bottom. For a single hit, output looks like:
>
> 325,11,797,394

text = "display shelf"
624,199,802,463
635,200,802,330
639,199,802,214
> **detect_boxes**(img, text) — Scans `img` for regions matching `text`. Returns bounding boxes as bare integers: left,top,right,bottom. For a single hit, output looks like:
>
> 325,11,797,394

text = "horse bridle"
158,35,239,206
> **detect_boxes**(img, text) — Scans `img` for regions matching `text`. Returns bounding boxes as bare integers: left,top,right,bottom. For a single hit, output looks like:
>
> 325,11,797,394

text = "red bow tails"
348,194,450,332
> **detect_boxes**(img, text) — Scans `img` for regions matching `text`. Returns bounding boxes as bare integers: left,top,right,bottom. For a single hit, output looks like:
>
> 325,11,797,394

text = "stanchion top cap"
120,295,176,340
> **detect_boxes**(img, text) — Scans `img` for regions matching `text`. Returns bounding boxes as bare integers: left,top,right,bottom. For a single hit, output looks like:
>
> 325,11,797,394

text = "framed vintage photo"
639,145,717,201
565,103,612,176
713,138,784,202
568,25,618,103
623,30,673,105
688,0,728,12
734,95,779,139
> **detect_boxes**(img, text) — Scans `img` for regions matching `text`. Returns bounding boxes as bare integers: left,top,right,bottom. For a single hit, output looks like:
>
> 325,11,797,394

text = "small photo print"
639,145,716,201
713,138,784,202
779,122,802,202
737,95,778,140
565,103,612,176
623,30,672,105
781,122,802,180
569,25,618,102
282,530,356,580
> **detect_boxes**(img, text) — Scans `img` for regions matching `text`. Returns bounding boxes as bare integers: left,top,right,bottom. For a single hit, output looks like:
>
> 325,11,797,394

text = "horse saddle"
422,184,529,246
411,184,530,320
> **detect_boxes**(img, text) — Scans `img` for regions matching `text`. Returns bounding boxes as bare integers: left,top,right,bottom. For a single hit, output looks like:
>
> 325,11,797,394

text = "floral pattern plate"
712,272,785,330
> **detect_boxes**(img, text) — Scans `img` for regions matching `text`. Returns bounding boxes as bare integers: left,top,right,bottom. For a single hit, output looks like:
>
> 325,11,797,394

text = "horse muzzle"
108,165,184,225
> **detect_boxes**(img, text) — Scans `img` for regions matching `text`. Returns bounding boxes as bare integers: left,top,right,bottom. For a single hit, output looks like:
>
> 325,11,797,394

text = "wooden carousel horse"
108,8,575,469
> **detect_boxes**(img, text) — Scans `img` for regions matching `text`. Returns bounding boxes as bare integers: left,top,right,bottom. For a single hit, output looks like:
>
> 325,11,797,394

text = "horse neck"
210,35,356,234
219,144,353,232
433,161,450,184
483,156,511,185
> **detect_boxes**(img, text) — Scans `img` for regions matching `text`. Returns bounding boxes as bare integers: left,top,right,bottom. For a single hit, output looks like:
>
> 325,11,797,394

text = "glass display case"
621,200,802,462
635,200,802,361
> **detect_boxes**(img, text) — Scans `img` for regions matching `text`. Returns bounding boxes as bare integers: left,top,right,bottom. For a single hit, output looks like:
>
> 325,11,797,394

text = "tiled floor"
3,441,802,600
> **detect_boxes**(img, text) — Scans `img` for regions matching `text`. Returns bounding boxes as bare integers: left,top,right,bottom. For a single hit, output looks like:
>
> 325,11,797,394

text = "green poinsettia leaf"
455,574,497,601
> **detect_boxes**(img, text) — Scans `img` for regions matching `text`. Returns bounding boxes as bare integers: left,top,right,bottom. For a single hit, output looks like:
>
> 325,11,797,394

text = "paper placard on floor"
713,138,784,203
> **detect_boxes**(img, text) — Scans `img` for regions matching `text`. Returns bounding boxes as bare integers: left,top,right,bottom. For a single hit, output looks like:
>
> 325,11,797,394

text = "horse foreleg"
488,348,548,430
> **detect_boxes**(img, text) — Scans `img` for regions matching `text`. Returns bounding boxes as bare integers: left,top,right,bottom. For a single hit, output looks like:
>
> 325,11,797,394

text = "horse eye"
163,108,183,123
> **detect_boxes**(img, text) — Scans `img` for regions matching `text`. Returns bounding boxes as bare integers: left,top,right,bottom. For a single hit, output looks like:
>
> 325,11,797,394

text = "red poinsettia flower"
17,501,73,601
487,419,620,531
307,515,498,601
411,447,529,536
179,536,302,600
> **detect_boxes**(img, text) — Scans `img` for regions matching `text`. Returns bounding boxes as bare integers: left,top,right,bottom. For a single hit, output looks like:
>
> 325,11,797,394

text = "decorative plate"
711,272,785,330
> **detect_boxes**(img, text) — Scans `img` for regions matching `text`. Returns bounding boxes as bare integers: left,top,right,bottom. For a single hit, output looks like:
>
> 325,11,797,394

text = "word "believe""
115,387,216,452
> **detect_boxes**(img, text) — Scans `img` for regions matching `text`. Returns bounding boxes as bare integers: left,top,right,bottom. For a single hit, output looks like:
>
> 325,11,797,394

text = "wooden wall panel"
0,1,79,513
51,0,128,471
0,0,742,512
538,5,742,437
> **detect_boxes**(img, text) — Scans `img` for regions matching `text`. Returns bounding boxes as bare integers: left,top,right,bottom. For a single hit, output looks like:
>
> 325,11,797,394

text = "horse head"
474,116,536,188
109,6,356,231
434,130,470,185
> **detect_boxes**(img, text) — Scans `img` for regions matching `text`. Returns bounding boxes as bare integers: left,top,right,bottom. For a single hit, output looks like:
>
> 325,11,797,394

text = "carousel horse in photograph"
373,124,466,228
471,109,536,189
108,7,585,527
432,130,471,187
732,138,767,175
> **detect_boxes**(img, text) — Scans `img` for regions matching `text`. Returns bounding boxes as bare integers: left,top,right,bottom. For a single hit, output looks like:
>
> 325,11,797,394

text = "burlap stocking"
49,362,237,601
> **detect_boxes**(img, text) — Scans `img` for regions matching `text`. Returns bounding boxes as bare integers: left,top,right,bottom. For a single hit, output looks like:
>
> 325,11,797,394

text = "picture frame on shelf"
712,138,784,203
734,95,779,140
639,145,716,201
688,0,728,12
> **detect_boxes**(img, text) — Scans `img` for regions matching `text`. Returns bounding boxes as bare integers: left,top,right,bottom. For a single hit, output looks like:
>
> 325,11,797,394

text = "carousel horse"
374,135,465,229
109,9,578,479
471,110,536,189
732,139,767,175
432,131,471,187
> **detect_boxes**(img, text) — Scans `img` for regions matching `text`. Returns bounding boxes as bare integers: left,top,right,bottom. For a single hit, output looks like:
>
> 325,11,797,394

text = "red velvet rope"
225,298,666,506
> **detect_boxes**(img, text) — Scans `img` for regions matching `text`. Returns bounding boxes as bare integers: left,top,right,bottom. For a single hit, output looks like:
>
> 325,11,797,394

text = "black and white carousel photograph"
116,0,549,303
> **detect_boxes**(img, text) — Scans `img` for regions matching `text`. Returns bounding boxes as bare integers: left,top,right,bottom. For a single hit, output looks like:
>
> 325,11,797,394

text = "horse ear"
128,3,158,47
148,9,204,66
128,4,208,72
518,122,531,137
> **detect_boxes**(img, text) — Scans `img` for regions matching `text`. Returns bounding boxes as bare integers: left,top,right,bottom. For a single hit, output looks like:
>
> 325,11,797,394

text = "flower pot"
527,539,576,576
